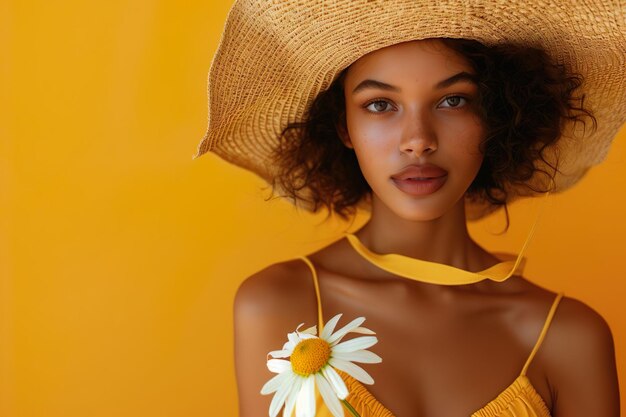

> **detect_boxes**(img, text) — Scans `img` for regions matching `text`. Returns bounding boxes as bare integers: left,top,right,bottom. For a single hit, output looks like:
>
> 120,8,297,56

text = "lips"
391,163,448,180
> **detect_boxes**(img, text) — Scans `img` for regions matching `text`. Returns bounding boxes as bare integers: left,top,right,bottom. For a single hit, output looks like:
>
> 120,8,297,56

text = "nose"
399,108,437,156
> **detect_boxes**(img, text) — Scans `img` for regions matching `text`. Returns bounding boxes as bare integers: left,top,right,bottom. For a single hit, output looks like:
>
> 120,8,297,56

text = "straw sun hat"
194,0,626,219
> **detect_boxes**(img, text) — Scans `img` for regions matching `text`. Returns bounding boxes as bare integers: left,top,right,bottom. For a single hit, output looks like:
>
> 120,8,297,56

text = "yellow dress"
299,254,563,417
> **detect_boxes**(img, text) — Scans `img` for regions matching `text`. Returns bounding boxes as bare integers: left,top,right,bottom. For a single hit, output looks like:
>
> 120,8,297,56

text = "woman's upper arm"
548,296,620,417
233,260,318,417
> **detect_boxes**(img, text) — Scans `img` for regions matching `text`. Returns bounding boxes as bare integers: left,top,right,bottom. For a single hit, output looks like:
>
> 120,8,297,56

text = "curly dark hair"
268,38,596,224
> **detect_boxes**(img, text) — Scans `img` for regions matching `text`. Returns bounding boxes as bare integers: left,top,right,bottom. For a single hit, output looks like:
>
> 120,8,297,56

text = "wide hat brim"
194,0,626,220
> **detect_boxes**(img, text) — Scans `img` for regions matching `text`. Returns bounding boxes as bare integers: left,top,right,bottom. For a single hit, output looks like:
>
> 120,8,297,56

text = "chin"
370,179,470,222
379,197,457,222
396,205,451,222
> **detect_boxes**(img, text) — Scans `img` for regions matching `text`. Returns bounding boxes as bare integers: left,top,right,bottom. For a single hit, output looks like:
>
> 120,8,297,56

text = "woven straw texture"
195,0,626,219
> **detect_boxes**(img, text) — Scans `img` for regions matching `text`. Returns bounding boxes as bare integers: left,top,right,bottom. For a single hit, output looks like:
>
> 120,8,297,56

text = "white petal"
288,331,301,347
332,336,378,353
315,373,344,417
329,358,374,385
351,326,376,335
282,376,303,417
295,376,316,417
322,366,348,399
331,349,382,364
267,359,291,373
327,317,366,345
261,370,292,395
269,372,297,417
296,323,317,338
268,349,292,359
320,314,342,340
298,333,317,340
301,325,317,335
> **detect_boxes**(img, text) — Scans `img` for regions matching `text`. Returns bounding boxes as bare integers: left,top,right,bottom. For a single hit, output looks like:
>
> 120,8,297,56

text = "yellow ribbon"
345,192,551,285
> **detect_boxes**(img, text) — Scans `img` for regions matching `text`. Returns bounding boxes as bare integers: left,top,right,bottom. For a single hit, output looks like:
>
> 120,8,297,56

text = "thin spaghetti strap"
520,292,565,376
299,256,324,333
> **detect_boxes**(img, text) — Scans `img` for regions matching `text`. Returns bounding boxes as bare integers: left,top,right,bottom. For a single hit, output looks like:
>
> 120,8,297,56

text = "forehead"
344,39,474,86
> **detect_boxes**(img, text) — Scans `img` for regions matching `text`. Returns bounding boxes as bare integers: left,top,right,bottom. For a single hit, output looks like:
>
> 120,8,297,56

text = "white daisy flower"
261,314,382,417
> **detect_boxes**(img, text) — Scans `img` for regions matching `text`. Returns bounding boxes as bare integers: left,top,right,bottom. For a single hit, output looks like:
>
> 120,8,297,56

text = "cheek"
460,133,485,163
347,132,392,178
448,116,485,159
441,121,485,184
345,108,399,151
349,134,386,177
344,118,392,184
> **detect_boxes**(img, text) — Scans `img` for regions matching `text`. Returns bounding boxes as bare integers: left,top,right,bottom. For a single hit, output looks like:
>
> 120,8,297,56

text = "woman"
194,2,624,416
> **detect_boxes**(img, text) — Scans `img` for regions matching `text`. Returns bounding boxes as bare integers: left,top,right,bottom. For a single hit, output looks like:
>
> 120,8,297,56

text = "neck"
354,195,493,272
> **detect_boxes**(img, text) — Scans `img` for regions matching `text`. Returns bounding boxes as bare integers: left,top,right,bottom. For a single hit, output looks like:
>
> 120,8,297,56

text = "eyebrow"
351,71,478,95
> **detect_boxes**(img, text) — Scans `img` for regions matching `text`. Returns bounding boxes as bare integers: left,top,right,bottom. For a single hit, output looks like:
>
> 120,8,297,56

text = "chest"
317,274,553,416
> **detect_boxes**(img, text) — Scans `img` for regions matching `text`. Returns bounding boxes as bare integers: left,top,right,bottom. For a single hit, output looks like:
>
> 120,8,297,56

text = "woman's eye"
365,100,393,113
439,96,467,108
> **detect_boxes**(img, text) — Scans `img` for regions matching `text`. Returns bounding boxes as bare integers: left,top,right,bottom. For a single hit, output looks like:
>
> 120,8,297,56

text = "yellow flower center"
290,338,331,376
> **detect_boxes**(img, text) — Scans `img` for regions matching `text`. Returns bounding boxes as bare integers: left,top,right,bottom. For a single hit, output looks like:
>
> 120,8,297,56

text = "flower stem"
341,399,361,417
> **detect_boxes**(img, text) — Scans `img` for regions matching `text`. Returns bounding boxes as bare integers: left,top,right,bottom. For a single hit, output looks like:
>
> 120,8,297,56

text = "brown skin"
233,40,620,417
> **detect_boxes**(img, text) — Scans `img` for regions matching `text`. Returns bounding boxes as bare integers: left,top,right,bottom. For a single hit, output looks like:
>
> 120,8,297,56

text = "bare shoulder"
234,258,319,324
233,258,320,417
542,294,619,416
548,295,614,345
544,295,616,365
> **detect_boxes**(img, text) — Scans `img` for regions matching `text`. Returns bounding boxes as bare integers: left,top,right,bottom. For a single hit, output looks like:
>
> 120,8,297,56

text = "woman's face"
341,39,486,221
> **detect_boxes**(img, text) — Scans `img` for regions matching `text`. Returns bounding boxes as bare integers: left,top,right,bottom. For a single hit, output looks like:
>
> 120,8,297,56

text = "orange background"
1,1,624,416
